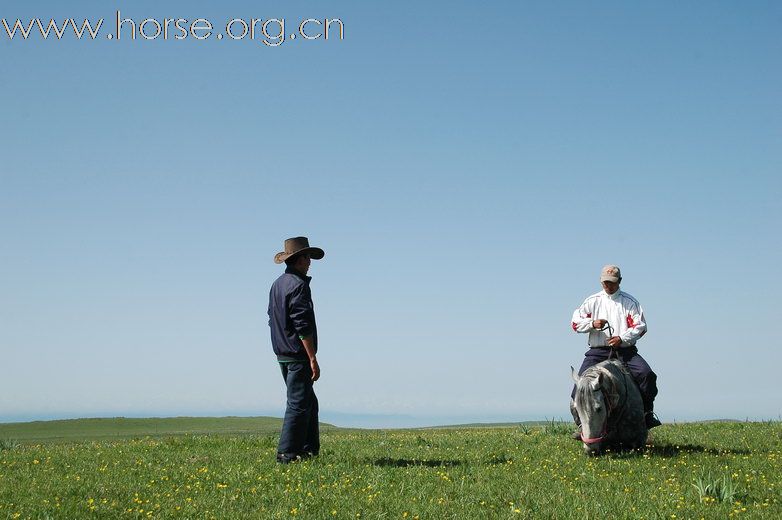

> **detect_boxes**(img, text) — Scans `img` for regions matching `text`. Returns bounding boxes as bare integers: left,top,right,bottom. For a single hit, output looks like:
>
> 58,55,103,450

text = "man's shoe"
645,413,662,429
276,453,302,464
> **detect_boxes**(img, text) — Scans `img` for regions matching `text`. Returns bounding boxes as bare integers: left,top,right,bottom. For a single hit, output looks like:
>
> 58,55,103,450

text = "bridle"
579,359,631,446
580,385,612,444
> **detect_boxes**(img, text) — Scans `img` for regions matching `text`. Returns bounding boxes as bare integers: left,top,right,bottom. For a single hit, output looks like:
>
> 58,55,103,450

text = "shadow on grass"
646,443,752,457
371,457,463,468
608,443,752,459
371,456,516,467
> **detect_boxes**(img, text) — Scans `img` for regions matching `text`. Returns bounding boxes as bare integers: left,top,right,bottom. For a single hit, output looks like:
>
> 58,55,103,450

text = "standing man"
570,265,661,430
268,236,325,463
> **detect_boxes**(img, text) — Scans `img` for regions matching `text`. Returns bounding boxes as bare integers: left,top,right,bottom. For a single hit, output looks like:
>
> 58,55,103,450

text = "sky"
1,1,780,428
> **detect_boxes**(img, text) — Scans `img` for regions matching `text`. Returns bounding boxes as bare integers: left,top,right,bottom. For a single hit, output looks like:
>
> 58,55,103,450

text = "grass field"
1,418,780,518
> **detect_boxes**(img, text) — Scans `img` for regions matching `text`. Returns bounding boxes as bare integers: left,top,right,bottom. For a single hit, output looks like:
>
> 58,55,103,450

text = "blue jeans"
278,361,319,456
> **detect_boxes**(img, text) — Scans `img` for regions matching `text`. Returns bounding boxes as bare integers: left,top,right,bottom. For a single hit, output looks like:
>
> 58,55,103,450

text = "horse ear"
589,373,601,391
571,366,579,383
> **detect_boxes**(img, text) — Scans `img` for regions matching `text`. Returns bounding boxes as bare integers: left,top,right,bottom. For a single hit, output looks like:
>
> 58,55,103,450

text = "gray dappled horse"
570,359,647,456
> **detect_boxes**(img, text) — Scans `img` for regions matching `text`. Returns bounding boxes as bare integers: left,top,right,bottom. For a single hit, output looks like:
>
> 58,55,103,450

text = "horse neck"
603,365,630,427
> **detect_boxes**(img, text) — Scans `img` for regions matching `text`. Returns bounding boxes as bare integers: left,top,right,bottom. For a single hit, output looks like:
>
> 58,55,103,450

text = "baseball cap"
600,265,622,283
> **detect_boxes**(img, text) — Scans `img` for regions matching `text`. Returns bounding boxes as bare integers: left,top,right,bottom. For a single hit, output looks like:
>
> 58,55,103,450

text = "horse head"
571,366,611,456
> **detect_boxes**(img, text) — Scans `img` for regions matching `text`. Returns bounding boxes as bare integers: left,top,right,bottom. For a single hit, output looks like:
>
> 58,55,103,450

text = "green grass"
1,419,780,518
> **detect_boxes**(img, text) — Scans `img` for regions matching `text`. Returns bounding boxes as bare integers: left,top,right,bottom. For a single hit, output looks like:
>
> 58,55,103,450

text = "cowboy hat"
274,236,325,264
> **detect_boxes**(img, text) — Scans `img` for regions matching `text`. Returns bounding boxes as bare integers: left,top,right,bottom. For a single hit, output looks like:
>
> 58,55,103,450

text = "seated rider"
570,265,661,434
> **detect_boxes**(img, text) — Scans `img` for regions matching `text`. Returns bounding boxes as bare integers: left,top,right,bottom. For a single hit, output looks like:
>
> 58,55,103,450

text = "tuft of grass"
518,424,532,435
542,418,571,436
0,438,20,451
415,435,432,447
692,471,739,503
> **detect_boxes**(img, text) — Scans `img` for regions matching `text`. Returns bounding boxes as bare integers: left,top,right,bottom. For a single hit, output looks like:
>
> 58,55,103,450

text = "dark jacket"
268,267,318,361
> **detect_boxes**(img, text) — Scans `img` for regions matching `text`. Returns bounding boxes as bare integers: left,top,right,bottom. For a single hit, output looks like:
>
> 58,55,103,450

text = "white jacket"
571,290,647,348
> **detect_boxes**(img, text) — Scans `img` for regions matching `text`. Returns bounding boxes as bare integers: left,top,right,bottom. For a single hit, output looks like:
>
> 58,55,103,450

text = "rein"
580,363,630,445
579,322,631,445
598,322,620,360
580,387,612,444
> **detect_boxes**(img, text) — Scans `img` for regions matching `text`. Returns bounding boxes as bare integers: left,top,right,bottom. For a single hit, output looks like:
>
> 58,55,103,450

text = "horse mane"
574,371,602,414
575,360,627,413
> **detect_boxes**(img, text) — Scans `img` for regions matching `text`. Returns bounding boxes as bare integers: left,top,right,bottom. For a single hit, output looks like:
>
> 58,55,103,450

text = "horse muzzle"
582,439,604,456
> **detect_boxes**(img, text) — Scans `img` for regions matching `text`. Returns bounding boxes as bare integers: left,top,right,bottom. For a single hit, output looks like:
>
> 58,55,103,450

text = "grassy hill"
0,416,325,443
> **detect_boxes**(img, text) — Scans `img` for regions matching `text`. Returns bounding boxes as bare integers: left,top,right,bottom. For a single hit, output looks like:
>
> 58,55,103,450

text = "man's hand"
300,335,320,382
607,336,622,348
592,319,608,329
310,357,320,382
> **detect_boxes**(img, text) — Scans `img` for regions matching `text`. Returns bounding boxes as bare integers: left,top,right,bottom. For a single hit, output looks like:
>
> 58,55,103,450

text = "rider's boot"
642,394,662,429
645,412,662,429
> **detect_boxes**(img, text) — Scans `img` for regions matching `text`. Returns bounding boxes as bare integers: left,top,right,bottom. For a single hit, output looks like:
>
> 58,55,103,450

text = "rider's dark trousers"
570,346,658,414
278,361,320,457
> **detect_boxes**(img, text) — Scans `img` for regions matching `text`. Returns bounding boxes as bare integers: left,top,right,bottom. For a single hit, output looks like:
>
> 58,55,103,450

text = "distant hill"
0,416,759,443
0,416,335,443
421,421,555,430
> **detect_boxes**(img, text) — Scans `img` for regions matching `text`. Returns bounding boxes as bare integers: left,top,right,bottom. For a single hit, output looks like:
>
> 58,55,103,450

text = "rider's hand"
310,357,320,382
607,336,622,348
592,319,607,329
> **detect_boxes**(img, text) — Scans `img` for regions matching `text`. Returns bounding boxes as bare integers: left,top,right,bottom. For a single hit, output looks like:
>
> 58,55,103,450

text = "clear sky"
2,1,780,427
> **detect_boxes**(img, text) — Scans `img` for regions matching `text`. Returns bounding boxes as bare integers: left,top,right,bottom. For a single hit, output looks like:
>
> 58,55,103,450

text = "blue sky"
1,1,780,427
